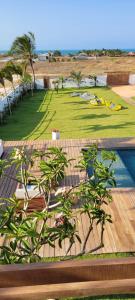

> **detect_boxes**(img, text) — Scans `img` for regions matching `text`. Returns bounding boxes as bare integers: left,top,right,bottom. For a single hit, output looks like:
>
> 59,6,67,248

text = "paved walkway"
112,85,135,106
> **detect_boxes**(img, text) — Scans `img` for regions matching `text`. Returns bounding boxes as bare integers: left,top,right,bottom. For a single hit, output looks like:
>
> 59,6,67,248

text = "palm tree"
0,70,7,97
59,76,65,89
0,69,12,114
52,80,59,93
21,73,33,95
48,51,52,63
10,32,36,87
89,74,97,86
3,65,15,92
70,71,83,88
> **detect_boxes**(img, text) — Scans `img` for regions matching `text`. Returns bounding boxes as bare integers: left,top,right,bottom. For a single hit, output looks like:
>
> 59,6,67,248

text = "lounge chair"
105,101,122,111
81,92,96,101
90,98,104,106
80,93,91,100
110,103,122,111
71,92,81,97
99,97,106,105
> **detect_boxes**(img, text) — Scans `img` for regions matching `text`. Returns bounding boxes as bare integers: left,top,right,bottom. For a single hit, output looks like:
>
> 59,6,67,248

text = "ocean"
0,49,80,56
0,49,135,56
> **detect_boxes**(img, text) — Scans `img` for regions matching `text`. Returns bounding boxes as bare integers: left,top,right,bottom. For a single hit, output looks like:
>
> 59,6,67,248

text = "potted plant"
52,129,60,140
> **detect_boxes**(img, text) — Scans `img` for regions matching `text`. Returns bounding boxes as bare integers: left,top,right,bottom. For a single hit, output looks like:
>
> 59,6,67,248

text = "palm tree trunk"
30,58,36,89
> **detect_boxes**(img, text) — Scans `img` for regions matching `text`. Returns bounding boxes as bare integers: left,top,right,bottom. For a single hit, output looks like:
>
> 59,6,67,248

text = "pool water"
87,149,135,188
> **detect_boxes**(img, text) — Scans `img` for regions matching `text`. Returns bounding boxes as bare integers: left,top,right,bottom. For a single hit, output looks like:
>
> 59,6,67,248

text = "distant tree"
10,32,36,87
48,51,52,63
59,76,65,89
53,50,62,57
89,74,97,86
70,71,83,88
77,48,125,57
53,80,59,93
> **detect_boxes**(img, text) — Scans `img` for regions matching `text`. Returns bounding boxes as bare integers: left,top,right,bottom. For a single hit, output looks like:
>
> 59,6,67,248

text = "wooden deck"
1,137,135,256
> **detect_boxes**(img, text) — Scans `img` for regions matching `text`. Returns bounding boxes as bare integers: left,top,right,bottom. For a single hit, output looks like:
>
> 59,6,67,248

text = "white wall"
96,75,107,86
35,79,44,89
50,75,107,89
129,74,135,85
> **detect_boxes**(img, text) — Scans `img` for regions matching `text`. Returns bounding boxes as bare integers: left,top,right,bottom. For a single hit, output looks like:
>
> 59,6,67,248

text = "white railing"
0,84,26,113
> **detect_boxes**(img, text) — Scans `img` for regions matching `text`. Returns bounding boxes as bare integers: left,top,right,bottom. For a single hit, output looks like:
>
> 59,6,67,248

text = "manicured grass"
64,295,135,299
42,252,134,263
1,87,135,140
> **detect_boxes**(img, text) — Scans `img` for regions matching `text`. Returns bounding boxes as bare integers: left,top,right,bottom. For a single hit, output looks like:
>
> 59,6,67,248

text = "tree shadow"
63,101,88,105
83,121,135,132
0,90,53,140
63,89,88,95
73,114,110,120
28,110,56,140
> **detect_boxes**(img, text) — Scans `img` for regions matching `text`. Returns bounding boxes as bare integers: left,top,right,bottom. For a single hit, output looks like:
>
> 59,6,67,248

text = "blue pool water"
87,149,135,188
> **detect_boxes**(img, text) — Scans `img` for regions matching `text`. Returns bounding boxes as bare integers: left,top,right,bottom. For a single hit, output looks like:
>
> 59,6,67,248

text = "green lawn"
1,87,135,140
64,296,135,300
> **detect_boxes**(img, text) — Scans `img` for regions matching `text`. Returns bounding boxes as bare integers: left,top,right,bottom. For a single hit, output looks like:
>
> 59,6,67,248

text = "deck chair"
108,102,122,111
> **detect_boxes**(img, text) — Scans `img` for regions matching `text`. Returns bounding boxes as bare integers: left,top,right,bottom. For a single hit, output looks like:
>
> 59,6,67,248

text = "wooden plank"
0,279,135,300
0,257,135,288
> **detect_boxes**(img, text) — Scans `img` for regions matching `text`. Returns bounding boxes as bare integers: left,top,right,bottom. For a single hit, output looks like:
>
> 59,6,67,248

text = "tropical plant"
53,50,62,57
48,51,52,62
2,67,15,91
52,79,59,93
89,74,97,86
70,71,83,88
21,73,33,95
10,32,36,87
1,62,23,113
0,70,7,97
59,76,65,89
0,70,12,115
6,61,23,77
0,145,116,264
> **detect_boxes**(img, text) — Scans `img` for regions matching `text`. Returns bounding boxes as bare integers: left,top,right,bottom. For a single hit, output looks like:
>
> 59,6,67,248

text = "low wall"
129,74,135,85
50,75,107,89
35,79,44,89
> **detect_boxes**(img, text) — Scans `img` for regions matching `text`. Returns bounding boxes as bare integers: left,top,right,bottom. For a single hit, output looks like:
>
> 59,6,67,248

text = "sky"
0,0,135,50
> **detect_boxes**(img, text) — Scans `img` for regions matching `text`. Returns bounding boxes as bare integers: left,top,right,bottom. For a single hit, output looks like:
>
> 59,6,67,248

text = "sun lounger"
105,101,122,111
15,184,41,199
80,92,95,100
80,93,91,100
71,92,81,97
110,103,122,111
90,98,104,106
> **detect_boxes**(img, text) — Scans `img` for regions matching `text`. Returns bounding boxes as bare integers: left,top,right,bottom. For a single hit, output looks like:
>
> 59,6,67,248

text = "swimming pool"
86,149,135,188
